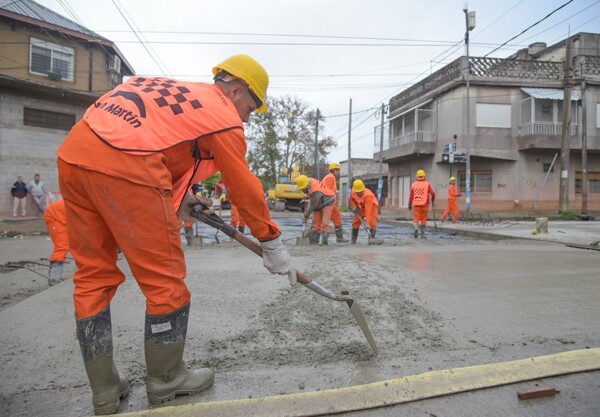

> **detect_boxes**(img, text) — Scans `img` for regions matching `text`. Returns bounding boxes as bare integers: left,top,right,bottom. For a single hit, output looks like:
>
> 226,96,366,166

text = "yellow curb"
120,348,600,417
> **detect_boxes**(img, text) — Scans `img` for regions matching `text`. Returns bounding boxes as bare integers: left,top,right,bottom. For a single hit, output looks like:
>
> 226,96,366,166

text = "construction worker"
408,170,436,238
44,199,68,286
440,176,461,223
230,204,247,233
321,162,348,243
296,175,335,245
56,54,296,415
349,179,379,243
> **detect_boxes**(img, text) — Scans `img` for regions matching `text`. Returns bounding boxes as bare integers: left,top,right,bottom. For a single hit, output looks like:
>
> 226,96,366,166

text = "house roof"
521,88,580,101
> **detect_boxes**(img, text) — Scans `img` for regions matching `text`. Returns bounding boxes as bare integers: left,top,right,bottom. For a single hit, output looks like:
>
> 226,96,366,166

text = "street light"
463,4,475,211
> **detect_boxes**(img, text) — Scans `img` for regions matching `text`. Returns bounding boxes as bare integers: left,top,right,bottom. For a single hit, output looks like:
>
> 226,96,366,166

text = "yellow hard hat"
353,179,365,192
416,169,426,178
449,176,456,182
296,175,310,190
212,54,269,113
329,162,340,171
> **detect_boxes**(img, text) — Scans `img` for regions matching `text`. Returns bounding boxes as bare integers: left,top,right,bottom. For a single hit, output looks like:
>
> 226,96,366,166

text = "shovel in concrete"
359,216,384,245
191,204,378,354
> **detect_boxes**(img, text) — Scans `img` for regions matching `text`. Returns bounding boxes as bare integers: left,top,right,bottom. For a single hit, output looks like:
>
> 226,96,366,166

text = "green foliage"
559,209,579,220
202,172,222,192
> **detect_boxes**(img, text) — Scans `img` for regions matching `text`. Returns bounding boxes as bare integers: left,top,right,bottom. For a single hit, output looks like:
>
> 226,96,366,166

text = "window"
543,163,555,173
24,107,76,131
575,171,600,194
30,38,74,81
476,103,511,128
458,171,492,193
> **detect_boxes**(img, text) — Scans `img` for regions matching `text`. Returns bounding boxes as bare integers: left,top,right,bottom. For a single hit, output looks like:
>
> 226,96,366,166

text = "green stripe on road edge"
120,348,600,417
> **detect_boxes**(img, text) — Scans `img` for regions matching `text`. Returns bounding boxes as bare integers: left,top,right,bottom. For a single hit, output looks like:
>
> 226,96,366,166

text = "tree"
245,96,336,188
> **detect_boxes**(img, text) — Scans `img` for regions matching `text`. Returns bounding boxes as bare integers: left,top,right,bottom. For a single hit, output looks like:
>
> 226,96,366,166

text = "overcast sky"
35,0,600,162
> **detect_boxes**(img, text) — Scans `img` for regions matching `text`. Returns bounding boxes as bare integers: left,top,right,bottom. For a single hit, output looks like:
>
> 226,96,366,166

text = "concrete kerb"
118,348,600,417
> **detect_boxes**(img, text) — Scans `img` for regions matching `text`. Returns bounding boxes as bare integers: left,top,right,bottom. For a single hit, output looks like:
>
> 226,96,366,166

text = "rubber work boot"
76,306,129,415
420,224,426,239
335,226,349,243
184,229,193,246
145,304,214,404
351,228,359,244
237,226,246,234
370,228,377,238
48,260,64,286
321,232,330,245
413,224,419,238
309,231,321,245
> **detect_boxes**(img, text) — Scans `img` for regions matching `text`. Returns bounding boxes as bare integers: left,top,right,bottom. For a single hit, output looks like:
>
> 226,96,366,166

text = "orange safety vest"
350,188,379,211
321,172,337,193
308,179,335,198
411,180,431,206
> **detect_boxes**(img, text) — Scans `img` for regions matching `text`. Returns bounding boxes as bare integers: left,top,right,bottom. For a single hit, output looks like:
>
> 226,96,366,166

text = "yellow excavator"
266,165,307,212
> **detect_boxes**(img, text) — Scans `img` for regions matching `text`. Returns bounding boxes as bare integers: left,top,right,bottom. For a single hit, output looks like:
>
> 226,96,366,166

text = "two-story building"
0,0,134,213
377,32,600,212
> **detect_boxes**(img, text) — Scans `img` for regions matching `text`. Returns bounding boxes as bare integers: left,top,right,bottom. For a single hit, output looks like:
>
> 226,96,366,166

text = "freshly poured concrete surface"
0,217,599,416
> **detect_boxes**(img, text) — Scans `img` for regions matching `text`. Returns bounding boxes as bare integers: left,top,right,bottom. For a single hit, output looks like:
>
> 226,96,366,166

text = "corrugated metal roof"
521,88,580,101
0,0,107,41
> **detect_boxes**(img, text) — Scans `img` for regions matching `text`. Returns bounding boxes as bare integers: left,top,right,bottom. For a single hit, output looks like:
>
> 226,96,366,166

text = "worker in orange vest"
440,176,461,223
44,199,69,286
296,175,335,245
320,162,349,242
408,169,436,238
57,54,296,414
349,179,379,243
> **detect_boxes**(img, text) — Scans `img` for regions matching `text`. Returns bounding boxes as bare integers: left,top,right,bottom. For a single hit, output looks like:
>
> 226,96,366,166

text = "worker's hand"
352,207,359,215
302,216,308,224
260,236,297,286
180,192,213,223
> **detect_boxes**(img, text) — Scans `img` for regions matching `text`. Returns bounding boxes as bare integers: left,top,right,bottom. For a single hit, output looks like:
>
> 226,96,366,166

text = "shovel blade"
346,299,378,354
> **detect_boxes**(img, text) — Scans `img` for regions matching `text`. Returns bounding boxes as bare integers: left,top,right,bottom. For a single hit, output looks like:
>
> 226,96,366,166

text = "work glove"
179,192,213,223
302,216,308,224
260,236,297,286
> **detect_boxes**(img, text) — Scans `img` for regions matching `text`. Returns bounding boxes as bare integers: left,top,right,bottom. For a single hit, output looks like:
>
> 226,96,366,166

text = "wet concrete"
0,213,598,416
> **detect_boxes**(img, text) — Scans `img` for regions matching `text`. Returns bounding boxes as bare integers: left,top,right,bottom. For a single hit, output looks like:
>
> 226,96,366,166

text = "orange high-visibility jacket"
409,179,435,207
447,184,461,202
321,172,338,194
350,188,379,228
44,199,67,226
305,178,335,218
58,79,279,241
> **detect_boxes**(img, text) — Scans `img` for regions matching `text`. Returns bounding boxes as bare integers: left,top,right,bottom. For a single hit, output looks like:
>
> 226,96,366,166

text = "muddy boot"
76,306,129,415
420,224,426,239
48,260,64,286
370,228,377,238
351,228,359,244
145,304,214,404
413,223,419,238
335,226,349,243
184,229,193,246
309,231,321,245
321,232,330,245
237,226,246,234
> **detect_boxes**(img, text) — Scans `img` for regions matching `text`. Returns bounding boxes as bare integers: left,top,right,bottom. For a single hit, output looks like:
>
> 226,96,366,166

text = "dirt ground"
0,215,599,417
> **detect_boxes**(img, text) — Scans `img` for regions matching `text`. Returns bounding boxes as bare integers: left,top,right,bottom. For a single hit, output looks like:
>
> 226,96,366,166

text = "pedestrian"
11,175,28,217
408,170,436,238
27,173,46,215
230,204,247,234
440,176,461,223
44,199,69,286
296,175,335,245
56,54,296,415
349,179,379,243
321,162,349,242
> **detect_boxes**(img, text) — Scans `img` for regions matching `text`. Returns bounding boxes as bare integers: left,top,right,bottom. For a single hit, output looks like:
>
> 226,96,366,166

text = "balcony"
519,122,577,136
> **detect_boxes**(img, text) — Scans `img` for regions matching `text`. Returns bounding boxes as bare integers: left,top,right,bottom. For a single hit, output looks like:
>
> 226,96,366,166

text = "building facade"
0,0,134,213
378,32,600,212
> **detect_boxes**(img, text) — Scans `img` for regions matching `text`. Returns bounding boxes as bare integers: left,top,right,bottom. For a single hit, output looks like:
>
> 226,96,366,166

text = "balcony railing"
520,122,577,136
389,131,435,149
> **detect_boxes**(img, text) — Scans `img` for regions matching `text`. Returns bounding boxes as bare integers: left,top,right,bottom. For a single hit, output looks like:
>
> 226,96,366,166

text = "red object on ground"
517,387,557,400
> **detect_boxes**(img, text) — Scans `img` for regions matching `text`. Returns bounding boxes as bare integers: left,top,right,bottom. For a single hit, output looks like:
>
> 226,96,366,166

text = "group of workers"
44,51,464,416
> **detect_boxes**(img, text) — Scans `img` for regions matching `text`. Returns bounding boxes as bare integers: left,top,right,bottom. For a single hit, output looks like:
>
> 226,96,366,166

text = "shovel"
357,213,384,245
191,204,378,354
296,205,311,246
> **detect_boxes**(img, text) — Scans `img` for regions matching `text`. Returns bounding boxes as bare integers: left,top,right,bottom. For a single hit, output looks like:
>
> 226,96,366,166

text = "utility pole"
347,98,353,197
580,63,588,214
377,103,386,213
559,38,573,213
463,4,476,212
314,108,320,179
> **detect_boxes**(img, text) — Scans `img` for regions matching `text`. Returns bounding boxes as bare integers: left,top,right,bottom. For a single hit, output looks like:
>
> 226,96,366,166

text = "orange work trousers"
58,159,190,319
412,205,429,225
230,204,246,227
312,205,333,233
329,197,342,228
441,200,459,222
46,219,69,262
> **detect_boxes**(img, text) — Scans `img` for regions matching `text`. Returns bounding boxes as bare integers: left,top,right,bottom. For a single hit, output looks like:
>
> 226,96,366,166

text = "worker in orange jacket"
296,175,335,245
440,176,461,223
320,162,349,243
408,169,436,238
349,179,379,243
44,199,69,286
57,55,296,415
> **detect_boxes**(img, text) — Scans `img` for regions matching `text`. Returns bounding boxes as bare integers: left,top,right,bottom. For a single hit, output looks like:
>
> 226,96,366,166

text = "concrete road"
0,215,598,416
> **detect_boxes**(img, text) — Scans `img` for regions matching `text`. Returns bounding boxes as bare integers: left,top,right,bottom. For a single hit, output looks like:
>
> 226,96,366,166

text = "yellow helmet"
296,175,310,190
212,54,269,113
449,176,456,182
416,169,426,178
328,162,340,171
352,179,365,192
